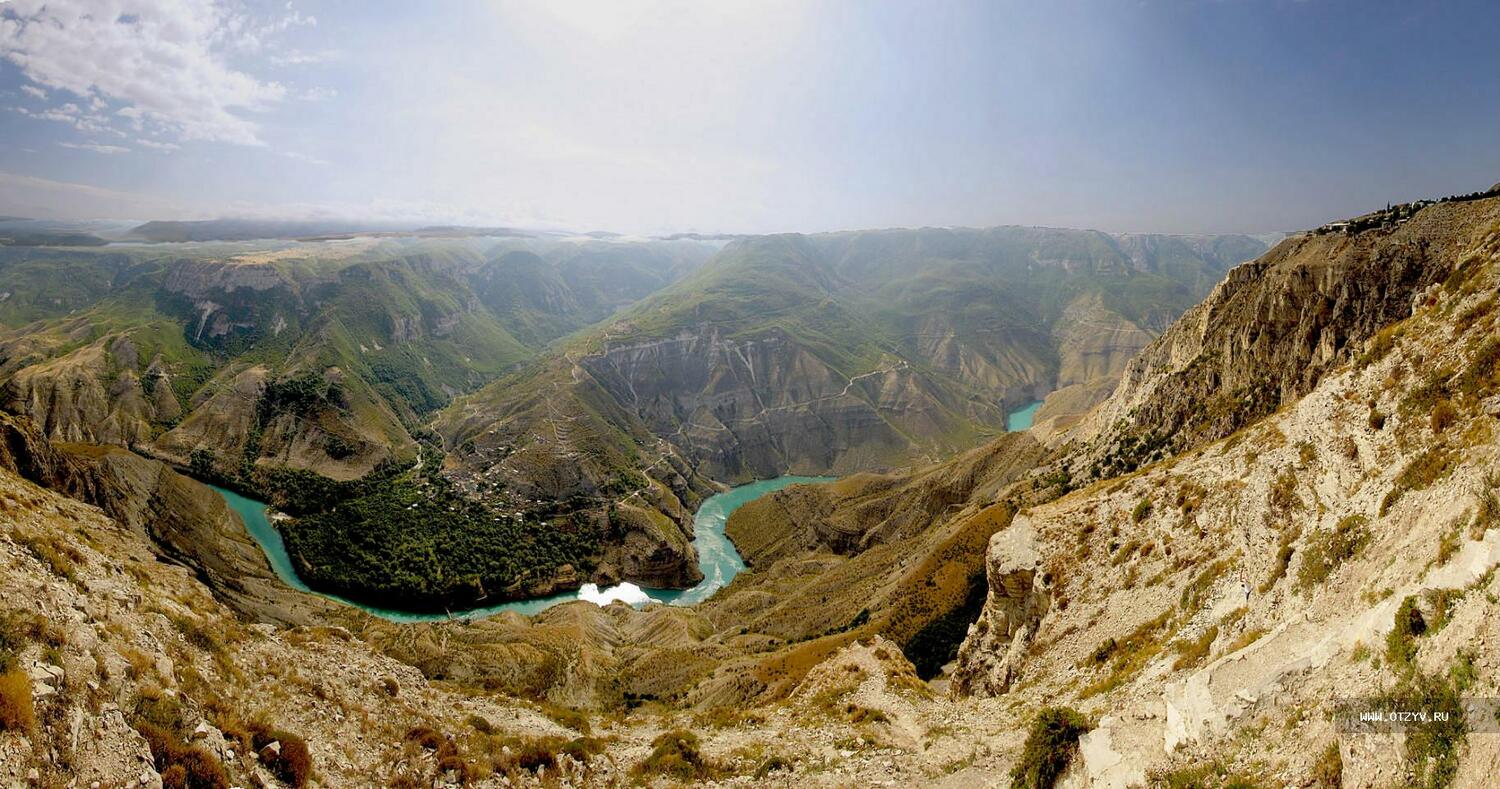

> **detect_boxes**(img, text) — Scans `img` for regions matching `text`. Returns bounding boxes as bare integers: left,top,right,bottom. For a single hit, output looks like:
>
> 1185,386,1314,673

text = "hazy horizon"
1,1,1497,236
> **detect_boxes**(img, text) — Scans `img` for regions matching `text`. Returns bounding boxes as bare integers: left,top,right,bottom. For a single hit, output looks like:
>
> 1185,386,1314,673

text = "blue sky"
0,0,1495,234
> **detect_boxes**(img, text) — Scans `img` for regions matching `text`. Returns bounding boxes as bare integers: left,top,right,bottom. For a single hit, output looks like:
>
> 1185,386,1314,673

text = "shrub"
1260,527,1300,593
490,737,558,773
1455,337,1500,399
1435,517,1464,566
405,725,444,750
137,721,229,789
1385,596,1426,669
1080,609,1174,697
1153,762,1265,788
1378,670,1467,789
1011,707,1092,788
1132,498,1153,524
1269,466,1301,511
1311,741,1342,788
755,754,793,777
1382,448,1459,516
1222,627,1268,655
0,667,35,733
1297,515,1370,589
1170,626,1219,670
1358,326,1399,368
1475,481,1499,537
538,702,591,735
0,614,23,673
636,729,716,782
1429,400,1458,434
1297,441,1318,466
245,721,313,788
132,685,186,733
1180,560,1230,611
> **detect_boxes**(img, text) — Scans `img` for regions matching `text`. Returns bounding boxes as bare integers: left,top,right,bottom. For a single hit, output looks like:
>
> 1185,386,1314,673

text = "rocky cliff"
0,412,331,625
946,197,1500,785
1069,197,1500,479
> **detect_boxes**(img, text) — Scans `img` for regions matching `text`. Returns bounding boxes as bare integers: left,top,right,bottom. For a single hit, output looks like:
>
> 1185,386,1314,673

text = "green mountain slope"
0,238,715,480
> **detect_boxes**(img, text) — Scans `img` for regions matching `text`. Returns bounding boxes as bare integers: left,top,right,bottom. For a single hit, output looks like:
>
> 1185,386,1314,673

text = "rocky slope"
0,413,333,626
948,195,1500,785
1068,196,1500,479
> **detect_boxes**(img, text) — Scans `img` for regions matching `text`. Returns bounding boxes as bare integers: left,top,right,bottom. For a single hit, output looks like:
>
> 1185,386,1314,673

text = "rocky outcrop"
951,518,1050,696
945,197,1500,784
0,412,330,625
1070,196,1500,476
1,338,166,446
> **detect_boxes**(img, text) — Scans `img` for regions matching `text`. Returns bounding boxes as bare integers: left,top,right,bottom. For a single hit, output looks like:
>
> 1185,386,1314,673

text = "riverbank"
215,398,1045,621
213,475,833,622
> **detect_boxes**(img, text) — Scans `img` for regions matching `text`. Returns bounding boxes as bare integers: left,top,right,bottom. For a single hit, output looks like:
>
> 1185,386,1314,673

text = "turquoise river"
210,399,1042,621
212,476,832,622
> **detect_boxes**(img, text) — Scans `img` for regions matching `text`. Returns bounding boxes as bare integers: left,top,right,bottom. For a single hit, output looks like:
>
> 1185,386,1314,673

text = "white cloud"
298,86,337,101
282,150,328,166
270,48,340,66
19,84,45,100
58,141,130,154
15,101,120,135
0,0,293,145
135,138,180,152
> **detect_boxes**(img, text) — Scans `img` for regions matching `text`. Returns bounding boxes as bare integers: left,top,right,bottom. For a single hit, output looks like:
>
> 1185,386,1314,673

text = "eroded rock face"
1071,197,1500,474
952,516,1051,696
0,412,333,625
580,325,992,481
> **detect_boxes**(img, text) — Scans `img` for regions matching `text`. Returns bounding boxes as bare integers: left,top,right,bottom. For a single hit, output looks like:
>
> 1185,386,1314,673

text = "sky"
0,0,1495,235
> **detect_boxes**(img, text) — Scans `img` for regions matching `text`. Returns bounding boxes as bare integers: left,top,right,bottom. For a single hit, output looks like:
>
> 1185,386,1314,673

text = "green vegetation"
1381,448,1458,516
1180,560,1231,611
129,686,228,789
1171,625,1219,670
281,469,602,611
1082,609,1175,697
0,613,24,673
1150,761,1265,788
0,667,33,734
1376,668,1470,789
241,722,313,788
1297,515,1370,590
1010,706,1092,789
1260,526,1300,593
1311,741,1342,788
635,729,717,782
890,504,1014,674
1385,595,1426,668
